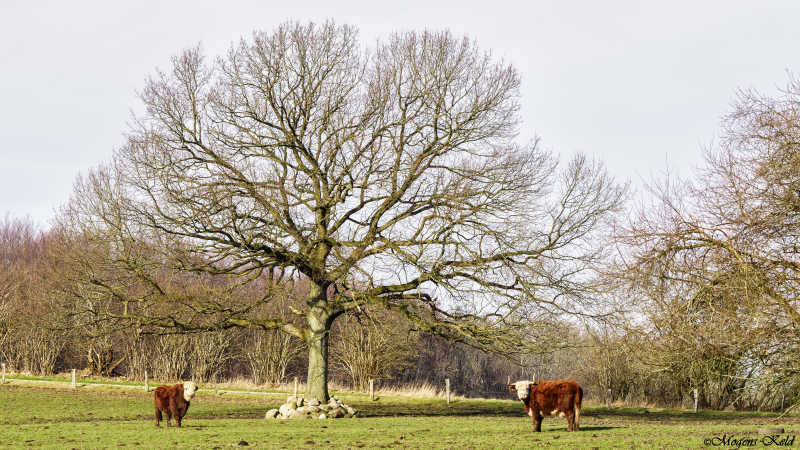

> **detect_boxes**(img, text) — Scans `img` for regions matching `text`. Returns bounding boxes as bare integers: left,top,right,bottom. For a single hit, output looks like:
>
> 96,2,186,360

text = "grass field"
0,379,797,449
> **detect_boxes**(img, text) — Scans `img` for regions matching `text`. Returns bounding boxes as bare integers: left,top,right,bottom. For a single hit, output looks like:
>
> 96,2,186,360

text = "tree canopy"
62,21,625,401
615,77,800,408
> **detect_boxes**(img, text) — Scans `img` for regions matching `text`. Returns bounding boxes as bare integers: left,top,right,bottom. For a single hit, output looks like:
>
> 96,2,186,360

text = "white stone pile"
265,395,357,420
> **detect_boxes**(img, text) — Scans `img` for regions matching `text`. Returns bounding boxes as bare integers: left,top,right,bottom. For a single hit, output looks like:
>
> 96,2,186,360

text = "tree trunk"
305,307,332,402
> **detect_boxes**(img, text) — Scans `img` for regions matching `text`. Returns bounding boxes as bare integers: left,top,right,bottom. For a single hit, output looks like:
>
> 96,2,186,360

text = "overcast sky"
2,0,799,227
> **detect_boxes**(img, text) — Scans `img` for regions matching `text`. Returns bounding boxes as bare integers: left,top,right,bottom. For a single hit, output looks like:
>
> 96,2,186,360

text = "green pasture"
0,380,797,449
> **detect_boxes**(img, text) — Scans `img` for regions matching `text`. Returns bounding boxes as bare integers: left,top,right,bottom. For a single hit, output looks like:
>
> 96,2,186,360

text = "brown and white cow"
154,381,198,427
508,380,583,432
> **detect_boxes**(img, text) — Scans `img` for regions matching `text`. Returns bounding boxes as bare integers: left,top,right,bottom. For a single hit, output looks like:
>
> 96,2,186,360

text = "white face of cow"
183,381,198,401
512,381,533,401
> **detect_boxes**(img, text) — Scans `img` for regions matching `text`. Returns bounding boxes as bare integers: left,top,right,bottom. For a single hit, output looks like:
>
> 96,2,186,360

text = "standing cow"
508,380,583,432
154,381,198,427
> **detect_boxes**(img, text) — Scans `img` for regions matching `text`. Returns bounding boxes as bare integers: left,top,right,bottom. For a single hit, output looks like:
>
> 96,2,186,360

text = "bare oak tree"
615,75,800,407
63,22,624,401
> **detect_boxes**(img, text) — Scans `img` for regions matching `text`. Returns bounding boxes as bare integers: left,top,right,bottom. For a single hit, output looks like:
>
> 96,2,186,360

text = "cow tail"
574,386,583,427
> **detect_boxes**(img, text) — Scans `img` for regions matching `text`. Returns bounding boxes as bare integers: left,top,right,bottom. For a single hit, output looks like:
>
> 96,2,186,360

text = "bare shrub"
243,328,304,386
331,311,417,391
121,328,150,380
7,327,65,374
150,334,192,381
190,330,238,383
0,217,66,375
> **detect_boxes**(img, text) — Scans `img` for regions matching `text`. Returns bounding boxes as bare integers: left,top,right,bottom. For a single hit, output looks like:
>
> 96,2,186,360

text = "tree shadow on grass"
575,426,620,431
350,402,799,424
582,407,795,424
356,405,522,418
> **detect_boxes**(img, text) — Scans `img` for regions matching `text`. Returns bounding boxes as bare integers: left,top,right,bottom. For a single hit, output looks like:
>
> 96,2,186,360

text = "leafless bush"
242,328,304,386
13,328,65,374
120,328,150,380
331,311,417,391
190,330,238,383
0,217,66,374
150,334,193,381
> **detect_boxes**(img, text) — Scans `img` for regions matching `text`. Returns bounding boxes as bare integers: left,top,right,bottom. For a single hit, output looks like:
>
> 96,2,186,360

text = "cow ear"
508,384,516,392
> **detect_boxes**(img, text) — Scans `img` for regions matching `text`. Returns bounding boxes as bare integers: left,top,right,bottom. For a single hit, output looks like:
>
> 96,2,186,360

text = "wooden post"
693,388,698,413
781,394,785,412
446,378,451,404
506,375,510,386
1,363,5,384
369,379,374,401
294,377,298,397
144,370,149,392
606,388,611,408
71,369,77,389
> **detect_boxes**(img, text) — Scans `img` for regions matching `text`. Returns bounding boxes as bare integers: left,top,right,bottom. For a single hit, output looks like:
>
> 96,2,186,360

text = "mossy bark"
305,306,332,402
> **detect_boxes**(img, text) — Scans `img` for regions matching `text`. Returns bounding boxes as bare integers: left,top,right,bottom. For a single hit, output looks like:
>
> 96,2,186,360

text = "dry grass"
376,382,442,398
184,377,458,400
12,372,474,401
201,376,303,392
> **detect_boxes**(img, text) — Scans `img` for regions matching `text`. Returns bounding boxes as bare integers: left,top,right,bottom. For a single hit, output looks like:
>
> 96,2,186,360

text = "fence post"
369,379,374,401
606,388,611,408
71,369,77,389
1,363,5,384
446,378,451,404
294,377,298,397
781,394,785,412
693,389,698,413
507,375,510,385
144,370,149,392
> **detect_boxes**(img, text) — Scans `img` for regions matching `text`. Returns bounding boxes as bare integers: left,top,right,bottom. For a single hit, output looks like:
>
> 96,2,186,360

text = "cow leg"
155,408,162,427
533,412,542,432
171,406,182,428
166,410,172,427
565,410,575,431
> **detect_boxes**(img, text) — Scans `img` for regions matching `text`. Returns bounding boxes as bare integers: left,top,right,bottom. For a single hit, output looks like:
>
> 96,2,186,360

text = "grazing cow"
508,380,583,432
154,381,198,427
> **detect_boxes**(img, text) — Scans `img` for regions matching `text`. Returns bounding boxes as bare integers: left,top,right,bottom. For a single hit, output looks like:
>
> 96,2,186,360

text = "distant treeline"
1,214,798,410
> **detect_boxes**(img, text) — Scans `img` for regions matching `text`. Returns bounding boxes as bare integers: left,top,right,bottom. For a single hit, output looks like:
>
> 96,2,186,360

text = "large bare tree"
615,75,800,407
63,22,624,401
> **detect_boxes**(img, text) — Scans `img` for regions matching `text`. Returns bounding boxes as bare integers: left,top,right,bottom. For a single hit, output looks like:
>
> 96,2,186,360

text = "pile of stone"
265,395,357,420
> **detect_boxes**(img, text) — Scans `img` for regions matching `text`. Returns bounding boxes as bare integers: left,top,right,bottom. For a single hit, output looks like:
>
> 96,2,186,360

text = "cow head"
183,381,198,401
508,380,535,401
